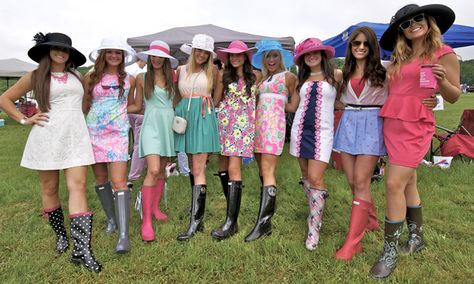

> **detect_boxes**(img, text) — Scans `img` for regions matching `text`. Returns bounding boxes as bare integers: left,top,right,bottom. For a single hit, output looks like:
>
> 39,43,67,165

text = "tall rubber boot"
335,199,371,260
211,180,242,240
94,182,117,234
153,179,168,221
177,184,207,241
44,206,69,253
215,171,229,200
367,201,381,231
244,185,276,242
114,189,131,253
369,218,404,279
141,186,155,241
70,213,102,273
305,188,329,250
400,205,425,253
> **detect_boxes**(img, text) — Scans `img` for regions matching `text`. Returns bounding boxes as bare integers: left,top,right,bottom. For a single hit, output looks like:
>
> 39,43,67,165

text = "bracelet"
19,117,28,125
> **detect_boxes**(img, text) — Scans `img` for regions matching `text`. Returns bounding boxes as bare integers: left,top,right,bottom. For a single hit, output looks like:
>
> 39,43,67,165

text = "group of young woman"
0,3,461,279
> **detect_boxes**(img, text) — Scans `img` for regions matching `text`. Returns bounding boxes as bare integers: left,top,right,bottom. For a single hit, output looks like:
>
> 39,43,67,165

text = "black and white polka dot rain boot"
44,206,69,254
70,213,102,273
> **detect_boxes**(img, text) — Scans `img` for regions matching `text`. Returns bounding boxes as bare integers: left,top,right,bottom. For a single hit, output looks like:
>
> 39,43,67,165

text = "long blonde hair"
388,15,443,77
261,50,286,79
186,49,214,93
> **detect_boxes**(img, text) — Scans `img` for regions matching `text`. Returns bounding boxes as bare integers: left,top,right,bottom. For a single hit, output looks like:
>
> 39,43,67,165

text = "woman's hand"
334,100,345,110
24,111,49,126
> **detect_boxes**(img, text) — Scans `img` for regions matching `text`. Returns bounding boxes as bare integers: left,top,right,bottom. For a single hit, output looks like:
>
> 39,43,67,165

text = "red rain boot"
367,201,381,231
153,179,168,221
141,186,155,241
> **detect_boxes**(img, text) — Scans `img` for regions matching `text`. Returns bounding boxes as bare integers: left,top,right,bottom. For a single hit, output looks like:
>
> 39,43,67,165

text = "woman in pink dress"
244,39,296,242
83,36,136,253
369,4,461,279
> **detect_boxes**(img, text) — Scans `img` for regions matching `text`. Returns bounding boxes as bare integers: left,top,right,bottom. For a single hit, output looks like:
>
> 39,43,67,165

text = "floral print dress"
217,78,257,157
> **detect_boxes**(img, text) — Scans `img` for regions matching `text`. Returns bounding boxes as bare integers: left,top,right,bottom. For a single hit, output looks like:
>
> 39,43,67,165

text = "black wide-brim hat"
380,4,455,51
27,32,86,67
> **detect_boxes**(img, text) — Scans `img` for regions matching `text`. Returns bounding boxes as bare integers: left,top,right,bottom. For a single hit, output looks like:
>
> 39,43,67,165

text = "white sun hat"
137,40,179,69
89,36,137,66
180,34,216,58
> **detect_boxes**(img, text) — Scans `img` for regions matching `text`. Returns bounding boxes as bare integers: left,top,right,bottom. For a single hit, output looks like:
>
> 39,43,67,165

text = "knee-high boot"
177,184,207,241
214,171,229,200
305,188,328,250
369,218,404,279
44,206,69,253
335,199,370,260
211,180,242,240
114,189,131,253
153,179,168,221
141,186,155,241
400,205,425,253
70,213,102,273
94,182,117,234
367,201,381,231
244,185,276,242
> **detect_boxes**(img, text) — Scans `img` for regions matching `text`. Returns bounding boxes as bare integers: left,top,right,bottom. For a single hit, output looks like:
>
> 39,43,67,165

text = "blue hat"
251,39,294,70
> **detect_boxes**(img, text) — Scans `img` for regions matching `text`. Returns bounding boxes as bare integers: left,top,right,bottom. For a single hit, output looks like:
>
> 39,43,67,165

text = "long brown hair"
296,51,337,92
31,48,80,112
88,49,127,97
340,26,386,94
222,54,256,97
144,56,175,99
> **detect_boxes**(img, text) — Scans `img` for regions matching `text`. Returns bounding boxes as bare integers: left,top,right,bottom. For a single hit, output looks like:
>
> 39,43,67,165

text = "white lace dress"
20,72,95,170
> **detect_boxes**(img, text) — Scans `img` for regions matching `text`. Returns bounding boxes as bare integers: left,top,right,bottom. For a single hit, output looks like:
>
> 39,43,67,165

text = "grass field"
0,95,473,283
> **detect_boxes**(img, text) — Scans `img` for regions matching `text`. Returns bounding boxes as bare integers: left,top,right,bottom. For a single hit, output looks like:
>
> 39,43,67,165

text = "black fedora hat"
27,32,86,67
380,4,455,51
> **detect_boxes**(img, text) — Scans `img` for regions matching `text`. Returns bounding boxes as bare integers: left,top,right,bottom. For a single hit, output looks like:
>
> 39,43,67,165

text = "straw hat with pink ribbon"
137,40,179,69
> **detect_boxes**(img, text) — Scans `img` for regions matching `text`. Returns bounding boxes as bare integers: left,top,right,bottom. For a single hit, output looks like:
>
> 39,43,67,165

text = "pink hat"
216,40,253,63
293,38,335,64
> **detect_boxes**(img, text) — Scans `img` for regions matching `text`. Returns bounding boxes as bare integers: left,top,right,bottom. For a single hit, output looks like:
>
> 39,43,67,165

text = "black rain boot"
94,182,117,234
44,206,69,253
400,205,425,253
369,218,404,279
114,189,131,253
211,180,242,240
244,185,276,242
189,174,195,187
70,213,102,273
177,185,207,241
214,171,229,200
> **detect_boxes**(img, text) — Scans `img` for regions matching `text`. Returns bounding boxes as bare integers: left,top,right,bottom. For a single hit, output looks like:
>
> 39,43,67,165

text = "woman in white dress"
0,33,101,272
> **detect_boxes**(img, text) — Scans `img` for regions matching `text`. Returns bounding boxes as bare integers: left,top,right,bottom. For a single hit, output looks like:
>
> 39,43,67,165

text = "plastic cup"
420,64,437,89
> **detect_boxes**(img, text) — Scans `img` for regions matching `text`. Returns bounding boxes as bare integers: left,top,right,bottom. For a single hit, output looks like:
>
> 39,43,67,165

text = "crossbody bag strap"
184,70,202,120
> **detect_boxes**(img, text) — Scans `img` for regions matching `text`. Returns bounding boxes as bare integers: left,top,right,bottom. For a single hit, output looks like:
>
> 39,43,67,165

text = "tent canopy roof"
0,58,37,79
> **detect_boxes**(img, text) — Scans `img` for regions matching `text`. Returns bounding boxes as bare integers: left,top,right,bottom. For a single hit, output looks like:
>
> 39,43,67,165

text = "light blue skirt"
333,109,386,156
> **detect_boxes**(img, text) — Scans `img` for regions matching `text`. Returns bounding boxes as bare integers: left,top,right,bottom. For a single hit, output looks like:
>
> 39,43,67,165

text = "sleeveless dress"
174,66,219,154
139,74,175,157
86,73,131,163
380,45,454,168
289,81,336,163
216,78,257,158
254,71,289,155
21,72,95,170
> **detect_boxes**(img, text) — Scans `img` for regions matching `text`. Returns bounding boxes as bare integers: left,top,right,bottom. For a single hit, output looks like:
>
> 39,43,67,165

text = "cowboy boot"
44,206,69,253
94,182,117,234
299,177,311,196
305,188,329,250
215,171,229,200
335,199,371,260
369,218,404,279
177,184,207,241
367,201,381,231
244,185,276,242
70,213,102,273
211,180,242,240
114,189,131,253
400,205,425,253
141,186,155,241
153,179,168,221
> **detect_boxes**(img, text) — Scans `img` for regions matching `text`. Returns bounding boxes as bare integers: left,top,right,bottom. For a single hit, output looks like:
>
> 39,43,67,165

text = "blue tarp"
323,22,474,59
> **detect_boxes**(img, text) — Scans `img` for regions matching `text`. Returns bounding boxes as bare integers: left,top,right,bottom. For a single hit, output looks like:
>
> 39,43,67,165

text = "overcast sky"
1,0,473,65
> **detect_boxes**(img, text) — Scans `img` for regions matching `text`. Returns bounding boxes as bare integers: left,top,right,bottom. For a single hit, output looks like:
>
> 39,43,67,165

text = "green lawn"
0,95,473,283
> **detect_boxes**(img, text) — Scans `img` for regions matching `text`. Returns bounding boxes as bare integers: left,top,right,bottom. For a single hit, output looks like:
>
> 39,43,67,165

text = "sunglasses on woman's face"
51,46,70,53
399,14,425,30
101,84,120,90
351,40,369,48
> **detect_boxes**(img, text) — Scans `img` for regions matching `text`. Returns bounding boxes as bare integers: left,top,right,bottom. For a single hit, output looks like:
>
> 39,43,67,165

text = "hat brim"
294,46,335,65
180,44,216,58
380,4,455,51
137,50,179,69
251,48,294,70
89,46,137,66
216,48,253,64
28,42,86,67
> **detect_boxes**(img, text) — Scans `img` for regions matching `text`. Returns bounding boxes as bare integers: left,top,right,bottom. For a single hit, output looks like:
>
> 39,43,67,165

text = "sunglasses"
101,84,120,90
399,13,425,30
51,46,70,53
351,40,369,48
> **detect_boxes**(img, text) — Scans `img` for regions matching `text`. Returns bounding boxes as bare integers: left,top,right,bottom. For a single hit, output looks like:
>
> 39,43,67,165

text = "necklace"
310,71,322,76
51,72,68,84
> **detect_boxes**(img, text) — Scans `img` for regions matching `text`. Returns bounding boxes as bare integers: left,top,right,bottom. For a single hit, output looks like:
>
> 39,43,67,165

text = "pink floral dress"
86,73,131,162
217,78,257,157
254,71,288,155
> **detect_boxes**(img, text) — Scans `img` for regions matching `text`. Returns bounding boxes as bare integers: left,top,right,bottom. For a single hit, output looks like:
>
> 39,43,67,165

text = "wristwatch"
19,117,28,125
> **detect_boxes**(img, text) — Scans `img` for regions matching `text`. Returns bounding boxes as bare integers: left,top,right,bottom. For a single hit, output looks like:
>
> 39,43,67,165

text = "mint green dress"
139,81,176,158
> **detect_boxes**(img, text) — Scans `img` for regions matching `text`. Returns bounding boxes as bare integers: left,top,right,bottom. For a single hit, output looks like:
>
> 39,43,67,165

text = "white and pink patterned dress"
86,73,131,163
289,81,336,163
254,71,288,155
